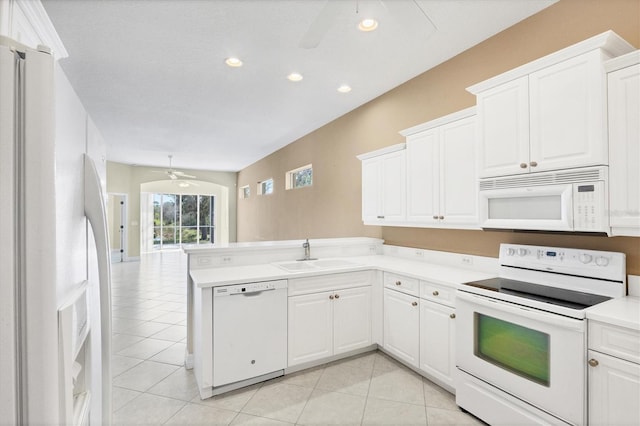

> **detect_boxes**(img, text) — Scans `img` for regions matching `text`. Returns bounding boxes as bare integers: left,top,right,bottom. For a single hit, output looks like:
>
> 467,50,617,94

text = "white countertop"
189,255,496,289
586,296,640,331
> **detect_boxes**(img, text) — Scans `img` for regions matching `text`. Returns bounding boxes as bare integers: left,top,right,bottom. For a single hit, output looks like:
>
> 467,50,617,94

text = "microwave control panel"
573,181,606,232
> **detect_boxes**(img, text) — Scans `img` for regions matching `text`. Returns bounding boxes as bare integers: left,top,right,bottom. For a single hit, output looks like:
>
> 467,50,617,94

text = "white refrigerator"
0,36,112,425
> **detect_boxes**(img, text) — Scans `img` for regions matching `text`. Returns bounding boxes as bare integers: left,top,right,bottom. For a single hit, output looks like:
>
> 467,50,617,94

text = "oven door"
479,183,573,232
456,291,586,425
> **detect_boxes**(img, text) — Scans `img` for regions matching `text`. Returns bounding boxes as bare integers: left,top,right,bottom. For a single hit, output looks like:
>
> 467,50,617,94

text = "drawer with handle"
420,281,456,307
383,272,419,297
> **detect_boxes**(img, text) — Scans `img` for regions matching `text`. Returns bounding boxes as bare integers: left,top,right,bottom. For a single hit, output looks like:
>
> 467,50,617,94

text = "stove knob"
507,248,516,256
518,248,529,257
595,256,609,267
579,253,593,264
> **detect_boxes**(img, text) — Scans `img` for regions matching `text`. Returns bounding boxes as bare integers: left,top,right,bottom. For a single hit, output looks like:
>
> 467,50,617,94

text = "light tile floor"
110,251,484,425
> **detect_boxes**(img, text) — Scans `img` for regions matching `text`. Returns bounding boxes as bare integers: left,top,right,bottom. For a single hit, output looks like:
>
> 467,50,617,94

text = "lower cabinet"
588,319,640,425
288,285,371,367
383,288,419,368
419,300,456,389
588,350,640,425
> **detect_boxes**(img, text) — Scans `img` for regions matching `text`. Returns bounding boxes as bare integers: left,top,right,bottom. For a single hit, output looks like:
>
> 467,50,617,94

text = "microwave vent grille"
480,168,605,190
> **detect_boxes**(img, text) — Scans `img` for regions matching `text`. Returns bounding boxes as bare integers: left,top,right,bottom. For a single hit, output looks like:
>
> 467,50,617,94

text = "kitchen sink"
274,259,360,272
311,259,357,268
275,261,318,272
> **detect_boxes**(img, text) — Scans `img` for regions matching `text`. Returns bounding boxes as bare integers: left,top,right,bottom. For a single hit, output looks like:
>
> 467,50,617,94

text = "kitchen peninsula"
183,237,497,399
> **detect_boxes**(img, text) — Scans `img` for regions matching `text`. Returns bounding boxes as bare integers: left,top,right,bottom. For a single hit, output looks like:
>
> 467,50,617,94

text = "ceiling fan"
299,0,436,49
153,155,197,180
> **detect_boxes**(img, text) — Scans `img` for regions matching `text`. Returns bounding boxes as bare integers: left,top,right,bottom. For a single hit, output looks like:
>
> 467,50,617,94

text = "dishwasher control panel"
214,280,287,296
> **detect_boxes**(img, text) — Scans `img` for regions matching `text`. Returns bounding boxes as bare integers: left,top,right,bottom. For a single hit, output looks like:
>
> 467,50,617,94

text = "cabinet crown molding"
467,30,635,95
356,143,405,161
399,106,476,137
604,50,640,73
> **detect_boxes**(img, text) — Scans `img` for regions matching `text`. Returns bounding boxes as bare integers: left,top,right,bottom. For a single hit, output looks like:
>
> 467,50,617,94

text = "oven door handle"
456,290,584,331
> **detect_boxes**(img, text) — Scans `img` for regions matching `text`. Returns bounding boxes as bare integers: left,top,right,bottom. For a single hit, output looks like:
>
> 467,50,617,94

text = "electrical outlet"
414,250,424,258
221,256,233,264
461,256,473,266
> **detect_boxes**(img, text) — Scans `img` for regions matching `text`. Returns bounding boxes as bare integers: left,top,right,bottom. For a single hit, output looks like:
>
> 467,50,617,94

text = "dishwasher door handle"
231,288,276,297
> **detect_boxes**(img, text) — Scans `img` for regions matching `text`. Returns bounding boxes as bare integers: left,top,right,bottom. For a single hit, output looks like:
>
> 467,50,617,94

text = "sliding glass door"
153,193,215,250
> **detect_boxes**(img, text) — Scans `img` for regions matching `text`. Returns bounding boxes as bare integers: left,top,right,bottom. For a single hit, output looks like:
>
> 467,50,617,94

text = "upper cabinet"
605,51,640,237
357,144,406,225
357,107,478,230
401,107,478,228
468,31,635,178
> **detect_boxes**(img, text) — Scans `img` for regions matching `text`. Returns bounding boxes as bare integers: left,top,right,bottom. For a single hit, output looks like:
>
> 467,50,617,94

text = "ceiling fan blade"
382,0,437,41
173,171,197,179
299,0,344,49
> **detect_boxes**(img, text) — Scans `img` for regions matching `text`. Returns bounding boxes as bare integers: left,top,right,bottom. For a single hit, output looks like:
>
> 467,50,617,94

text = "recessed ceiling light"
178,182,189,188
337,84,352,93
225,57,243,67
358,18,378,32
287,72,303,82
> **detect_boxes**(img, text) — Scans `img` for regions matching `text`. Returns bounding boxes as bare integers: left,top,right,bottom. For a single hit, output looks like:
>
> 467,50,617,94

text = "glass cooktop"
462,278,612,311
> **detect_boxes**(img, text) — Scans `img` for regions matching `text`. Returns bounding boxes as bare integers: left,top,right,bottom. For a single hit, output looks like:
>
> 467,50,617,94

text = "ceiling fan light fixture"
287,72,303,82
225,57,243,67
358,18,378,32
178,182,190,188
337,84,352,93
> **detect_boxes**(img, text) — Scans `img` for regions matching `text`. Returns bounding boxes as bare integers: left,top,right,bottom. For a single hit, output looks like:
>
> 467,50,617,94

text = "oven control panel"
500,244,626,284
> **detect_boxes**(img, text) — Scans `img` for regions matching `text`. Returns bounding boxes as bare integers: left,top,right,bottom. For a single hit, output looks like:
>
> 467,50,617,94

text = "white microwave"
479,166,609,234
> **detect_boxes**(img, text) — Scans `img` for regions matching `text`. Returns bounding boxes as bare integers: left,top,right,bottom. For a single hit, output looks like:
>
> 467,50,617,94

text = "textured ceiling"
42,0,556,172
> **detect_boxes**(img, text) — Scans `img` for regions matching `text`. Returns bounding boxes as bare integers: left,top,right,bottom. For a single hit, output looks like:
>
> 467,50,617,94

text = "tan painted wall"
236,0,640,275
107,161,238,257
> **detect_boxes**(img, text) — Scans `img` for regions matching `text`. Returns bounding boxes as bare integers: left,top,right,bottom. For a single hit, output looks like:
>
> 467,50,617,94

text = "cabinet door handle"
530,161,538,167
432,215,438,220
450,313,456,319
432,291,439,296
377,215,385,219
395,281,402,286
334,294,340,299
588,359,599,367
329,295,334,300
520,163,528,169
438,216,444,220
411,301,418,307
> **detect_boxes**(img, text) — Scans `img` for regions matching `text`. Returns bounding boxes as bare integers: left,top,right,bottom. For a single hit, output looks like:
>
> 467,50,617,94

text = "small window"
239,185,250,199
285,164,313,190
257,178,273,195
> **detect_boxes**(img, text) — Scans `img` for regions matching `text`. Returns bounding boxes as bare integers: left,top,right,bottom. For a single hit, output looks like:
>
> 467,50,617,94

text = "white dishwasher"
212,280,287,388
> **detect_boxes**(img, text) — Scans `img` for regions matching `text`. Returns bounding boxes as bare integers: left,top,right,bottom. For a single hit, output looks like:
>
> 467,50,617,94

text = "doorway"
107,193,127,262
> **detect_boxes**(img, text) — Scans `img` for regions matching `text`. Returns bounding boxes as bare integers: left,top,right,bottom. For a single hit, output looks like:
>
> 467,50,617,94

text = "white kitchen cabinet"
383,287,419,368
468,32,635,178
288,291,333,366
419,300,456,390
403,108,478,227
419,280,457,390
333,286,372,355
588,318,640,425
475,77,530,177
588,350,640,426
606,51,640,236
288,285,371,367
358,144,406,225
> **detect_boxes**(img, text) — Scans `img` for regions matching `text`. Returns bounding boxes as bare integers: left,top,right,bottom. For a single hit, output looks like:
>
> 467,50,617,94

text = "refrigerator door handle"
84,154,112,425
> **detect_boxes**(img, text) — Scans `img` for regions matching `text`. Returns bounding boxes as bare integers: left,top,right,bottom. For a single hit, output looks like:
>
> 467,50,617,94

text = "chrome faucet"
302,239,311,260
